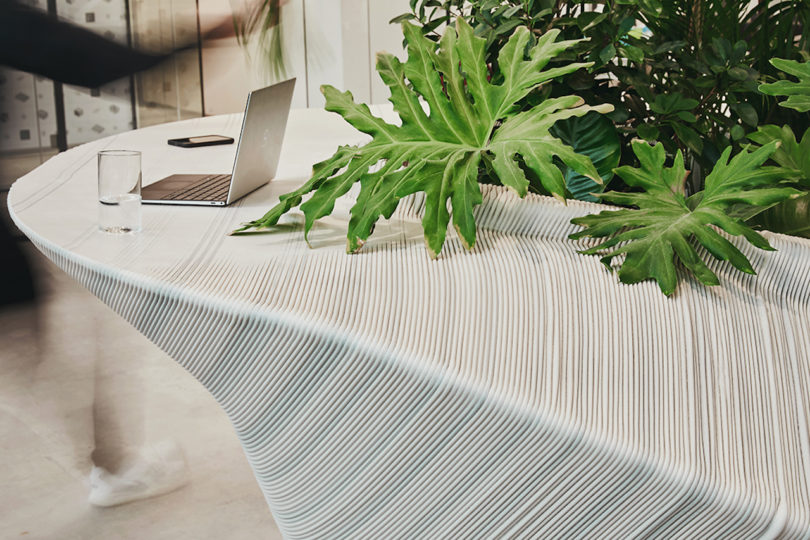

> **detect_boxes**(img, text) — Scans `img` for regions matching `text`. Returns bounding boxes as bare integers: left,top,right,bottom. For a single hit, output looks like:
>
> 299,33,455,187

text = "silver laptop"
142,78,295,206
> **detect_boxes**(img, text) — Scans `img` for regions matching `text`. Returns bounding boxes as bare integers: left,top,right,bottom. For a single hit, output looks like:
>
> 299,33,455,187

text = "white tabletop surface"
9,108,810,538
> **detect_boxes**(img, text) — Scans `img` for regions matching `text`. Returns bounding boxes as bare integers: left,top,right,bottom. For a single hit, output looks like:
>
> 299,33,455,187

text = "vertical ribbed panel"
8,109,810,538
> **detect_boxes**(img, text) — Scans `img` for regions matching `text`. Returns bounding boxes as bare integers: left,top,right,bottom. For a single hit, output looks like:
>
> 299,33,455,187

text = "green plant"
570,140,800,295
760,58,810,113
745,58,810,237
549,112,620,201
749,125,810,188
390,0,810,294
235,20,611,257
397,0,810,189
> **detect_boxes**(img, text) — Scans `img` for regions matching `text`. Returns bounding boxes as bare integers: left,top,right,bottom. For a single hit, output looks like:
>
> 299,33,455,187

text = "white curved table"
9,108,810,538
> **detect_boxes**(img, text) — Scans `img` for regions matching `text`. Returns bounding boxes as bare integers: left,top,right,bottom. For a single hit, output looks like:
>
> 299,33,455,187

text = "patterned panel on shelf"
33,77,58,148
0,0,57,152
0,68,58,152
56,0,135,146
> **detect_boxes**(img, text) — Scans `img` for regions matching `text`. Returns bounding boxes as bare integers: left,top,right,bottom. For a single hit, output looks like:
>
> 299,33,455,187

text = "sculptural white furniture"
9,107,810,538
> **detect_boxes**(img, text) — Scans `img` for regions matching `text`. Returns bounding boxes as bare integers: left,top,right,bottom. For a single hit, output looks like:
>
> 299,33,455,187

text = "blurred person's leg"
0,253,187,506
0,257,95,480
88,308,189,507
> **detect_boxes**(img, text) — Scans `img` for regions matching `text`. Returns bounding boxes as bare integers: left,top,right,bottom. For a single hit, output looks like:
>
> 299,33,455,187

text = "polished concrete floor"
0,244,283,539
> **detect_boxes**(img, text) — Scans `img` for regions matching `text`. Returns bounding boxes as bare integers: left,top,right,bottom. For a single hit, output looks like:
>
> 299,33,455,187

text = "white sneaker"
88,440,189,507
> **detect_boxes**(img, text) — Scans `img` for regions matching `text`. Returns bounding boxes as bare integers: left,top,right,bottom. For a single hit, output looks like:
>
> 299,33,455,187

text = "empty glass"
98,150,142,234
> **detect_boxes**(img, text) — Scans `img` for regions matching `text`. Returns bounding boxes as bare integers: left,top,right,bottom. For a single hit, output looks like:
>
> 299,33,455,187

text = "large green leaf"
759,58,810,112
748,124,810,181
751,193,810,238
570,140,801,295
549,111,621,202
746,124,810,237
235,20,612,258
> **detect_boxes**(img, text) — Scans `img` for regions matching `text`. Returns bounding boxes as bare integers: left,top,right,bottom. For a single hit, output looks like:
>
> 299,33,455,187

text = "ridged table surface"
9,107,810,539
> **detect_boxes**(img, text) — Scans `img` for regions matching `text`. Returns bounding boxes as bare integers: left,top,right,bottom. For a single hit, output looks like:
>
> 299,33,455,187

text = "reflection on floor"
0,246,282,540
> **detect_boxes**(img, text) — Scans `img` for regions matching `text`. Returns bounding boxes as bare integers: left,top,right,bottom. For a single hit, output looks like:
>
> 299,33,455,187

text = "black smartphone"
168,135,234,148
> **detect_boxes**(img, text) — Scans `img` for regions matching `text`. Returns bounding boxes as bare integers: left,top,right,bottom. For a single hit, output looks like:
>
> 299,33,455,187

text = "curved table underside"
9,109,810,538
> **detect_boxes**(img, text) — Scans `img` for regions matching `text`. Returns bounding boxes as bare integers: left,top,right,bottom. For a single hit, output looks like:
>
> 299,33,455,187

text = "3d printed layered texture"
10,110,810,538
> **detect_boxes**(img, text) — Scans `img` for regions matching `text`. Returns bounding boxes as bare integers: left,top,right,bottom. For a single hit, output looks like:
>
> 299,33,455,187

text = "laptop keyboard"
162,174,231,201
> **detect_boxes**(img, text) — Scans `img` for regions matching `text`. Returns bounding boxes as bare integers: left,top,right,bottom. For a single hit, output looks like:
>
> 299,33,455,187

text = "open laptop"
142,78,295,206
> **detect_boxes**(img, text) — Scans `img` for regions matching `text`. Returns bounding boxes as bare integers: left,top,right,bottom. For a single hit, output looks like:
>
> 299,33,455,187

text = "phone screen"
188,135,230,144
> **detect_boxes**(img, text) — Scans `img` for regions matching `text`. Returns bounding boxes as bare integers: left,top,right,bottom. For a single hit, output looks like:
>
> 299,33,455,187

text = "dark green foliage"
396,0,810,190
549,112,620,201
745,61,810,238
397,0,810,293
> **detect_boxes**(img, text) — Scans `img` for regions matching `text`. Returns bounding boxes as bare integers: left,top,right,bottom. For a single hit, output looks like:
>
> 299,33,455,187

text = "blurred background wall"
0,0,408,232
0,0,408,214
197,0,408,113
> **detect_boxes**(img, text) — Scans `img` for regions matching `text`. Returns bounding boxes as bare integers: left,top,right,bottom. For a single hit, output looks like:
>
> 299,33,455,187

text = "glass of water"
98,150,142,234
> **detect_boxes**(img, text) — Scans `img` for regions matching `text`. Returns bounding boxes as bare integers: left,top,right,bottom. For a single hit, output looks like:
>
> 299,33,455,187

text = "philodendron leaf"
750,193,810,238
550,111,621,202
235,19,612,258
759,58,810,112
748,124,810,183
746,124,810,237
570,140,801,296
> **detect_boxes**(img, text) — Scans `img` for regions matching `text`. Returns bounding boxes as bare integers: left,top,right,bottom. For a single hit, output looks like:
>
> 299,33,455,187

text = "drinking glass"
98,150,142,234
